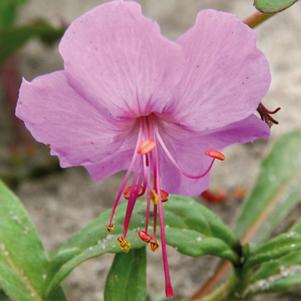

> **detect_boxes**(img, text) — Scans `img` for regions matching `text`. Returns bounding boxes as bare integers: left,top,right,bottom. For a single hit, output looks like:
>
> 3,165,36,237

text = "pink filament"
122,173,142,238
153,144,174,298
143,154,151,233
154,127,215,180
108,126,142,227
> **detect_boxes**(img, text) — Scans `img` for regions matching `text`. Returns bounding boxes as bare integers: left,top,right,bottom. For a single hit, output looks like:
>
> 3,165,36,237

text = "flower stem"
244,11,276,29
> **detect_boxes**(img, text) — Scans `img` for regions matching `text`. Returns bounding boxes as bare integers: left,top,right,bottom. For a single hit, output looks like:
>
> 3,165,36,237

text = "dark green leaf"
0,20,64,64
0,181,67,301
254,0,299,13
46,195,237,295
0,0,27,29
235,131,301,245
104,248,146,301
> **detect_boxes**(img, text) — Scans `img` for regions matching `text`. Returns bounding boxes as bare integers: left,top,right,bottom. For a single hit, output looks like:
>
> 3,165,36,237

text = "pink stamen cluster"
106,115,225,297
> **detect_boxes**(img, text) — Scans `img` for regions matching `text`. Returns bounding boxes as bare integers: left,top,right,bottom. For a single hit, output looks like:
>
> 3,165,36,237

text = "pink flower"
16,1,271,297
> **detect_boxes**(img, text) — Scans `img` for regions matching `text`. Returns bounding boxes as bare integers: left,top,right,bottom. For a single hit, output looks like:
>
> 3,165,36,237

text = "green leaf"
0,20,64,64
104,248,146,301
234,131,301,245
0,181,67,301
0,0,27,29
254,0,299,13
243,251,301,297
46,195,237,295
245,233,301,268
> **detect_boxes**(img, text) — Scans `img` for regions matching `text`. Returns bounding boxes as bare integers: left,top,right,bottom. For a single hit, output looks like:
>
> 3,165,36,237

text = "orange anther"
123,185,145,200
149,239,160,252
138,230,152,243
151,189,169,205
206,149,225,161
137,139,156,155
117,236,131,253
106,224,115,232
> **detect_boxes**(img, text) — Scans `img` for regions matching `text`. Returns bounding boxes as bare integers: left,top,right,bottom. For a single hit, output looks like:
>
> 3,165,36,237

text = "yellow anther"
151,189,169,204
149,239,160,252
137,139,156,155
117,237,131,253
151,189,159,205
106,224,115,233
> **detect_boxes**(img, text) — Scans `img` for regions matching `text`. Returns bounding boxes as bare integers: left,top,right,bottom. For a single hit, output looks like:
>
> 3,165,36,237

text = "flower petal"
158,115,269,195
59,0,184,119
84,149,133,181
174,9,271,131
16,71,136,168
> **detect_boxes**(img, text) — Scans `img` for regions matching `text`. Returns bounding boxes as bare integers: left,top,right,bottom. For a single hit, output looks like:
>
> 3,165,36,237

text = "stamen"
151,189,159,205
138,230,152,243
155,128,218,180
123,185,145,200
143,154,151,233
153,204,158,238
137,139,156,155
206,149,225,161
151,189,169,204
117,237,131,253
149,239,160,252
106,224,115,232
122,174,141,239
153,143,174,298
106,127,143,229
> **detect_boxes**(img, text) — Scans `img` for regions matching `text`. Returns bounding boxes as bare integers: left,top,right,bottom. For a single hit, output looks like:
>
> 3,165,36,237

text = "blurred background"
0,0,301,300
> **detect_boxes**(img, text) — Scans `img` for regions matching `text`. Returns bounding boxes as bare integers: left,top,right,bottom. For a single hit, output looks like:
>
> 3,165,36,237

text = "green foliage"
245,233,301,268
235,131,301,245
254,0,299,13
242,223,301,297
0,181,67,301
0,20,64,65
46,195,238,295
0,0,27,29
104,248,146,301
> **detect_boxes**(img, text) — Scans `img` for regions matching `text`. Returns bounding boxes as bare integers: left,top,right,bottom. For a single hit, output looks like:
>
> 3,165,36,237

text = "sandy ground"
1,0,301,300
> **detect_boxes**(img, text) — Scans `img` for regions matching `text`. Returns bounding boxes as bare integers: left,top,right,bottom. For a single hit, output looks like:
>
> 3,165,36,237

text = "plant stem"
191,262,230,300
201,277,235,301
244,11,276,28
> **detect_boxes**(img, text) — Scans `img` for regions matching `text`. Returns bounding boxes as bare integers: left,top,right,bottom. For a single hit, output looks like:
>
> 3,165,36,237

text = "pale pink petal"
59,1,184,119
16,71,137,171
84,150,132,181
173,9,271,131
158,115,269,195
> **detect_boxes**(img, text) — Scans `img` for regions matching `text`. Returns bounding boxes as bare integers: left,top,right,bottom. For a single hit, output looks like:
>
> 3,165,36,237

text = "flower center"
105,115,224,298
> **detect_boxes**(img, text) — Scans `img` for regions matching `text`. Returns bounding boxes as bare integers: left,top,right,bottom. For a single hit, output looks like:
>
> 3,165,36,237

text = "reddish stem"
244,11,275,28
